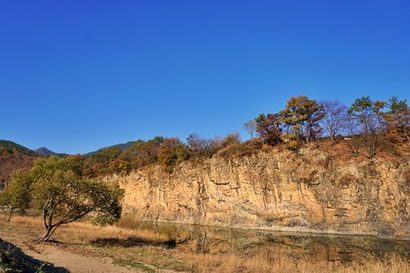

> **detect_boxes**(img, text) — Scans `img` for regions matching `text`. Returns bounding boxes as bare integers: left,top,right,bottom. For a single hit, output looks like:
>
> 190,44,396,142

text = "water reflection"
121,220,410,263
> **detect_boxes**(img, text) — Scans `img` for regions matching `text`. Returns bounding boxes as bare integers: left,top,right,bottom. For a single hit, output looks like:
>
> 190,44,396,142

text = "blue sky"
1,0,409,154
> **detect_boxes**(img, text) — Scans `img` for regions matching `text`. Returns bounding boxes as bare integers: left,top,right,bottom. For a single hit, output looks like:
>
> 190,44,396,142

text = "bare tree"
244,120,257,138
384,97,410,143
349,97,387,158
345,113,361,156
187,133,221,157
320,100,348,141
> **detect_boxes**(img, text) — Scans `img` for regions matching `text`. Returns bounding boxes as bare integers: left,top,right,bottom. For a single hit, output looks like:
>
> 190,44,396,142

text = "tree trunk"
7,207,14,222
330,133,337,144
43,225,58,242
42,205,56,242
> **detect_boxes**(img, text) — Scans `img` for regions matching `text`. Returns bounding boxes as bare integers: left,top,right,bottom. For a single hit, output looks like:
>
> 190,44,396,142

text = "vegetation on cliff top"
81,95,409,176
1,95,408,180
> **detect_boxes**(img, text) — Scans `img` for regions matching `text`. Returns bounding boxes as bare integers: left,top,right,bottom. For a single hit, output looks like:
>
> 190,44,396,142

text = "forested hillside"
0,141,37,189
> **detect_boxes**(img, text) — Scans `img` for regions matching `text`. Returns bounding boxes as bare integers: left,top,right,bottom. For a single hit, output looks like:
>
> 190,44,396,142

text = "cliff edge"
108,147,409,239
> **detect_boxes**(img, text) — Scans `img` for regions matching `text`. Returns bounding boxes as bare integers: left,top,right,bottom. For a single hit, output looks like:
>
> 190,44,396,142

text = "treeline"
82,134,245,175
250,96,409,155
83,95,409,176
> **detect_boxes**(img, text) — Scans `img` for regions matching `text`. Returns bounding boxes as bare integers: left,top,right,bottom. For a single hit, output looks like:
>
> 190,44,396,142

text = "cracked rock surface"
107,148,410,239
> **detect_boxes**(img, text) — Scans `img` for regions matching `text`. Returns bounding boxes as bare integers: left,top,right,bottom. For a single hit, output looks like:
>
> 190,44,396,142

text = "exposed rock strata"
107,148,410,239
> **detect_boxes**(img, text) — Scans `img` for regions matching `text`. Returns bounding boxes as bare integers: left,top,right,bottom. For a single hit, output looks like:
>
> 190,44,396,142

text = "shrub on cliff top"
157,138,190,172
186,133,222,158
218,138,263,158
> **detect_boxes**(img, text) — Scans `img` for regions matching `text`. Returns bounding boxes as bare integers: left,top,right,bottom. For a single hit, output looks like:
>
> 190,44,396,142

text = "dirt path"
24,243,138,273
0,234,138,273
0,217,188,273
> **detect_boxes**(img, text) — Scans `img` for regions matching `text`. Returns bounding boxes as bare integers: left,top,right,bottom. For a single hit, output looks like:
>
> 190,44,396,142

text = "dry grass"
182,252,410,273
8,215,168,244
319,137,410,163
1,215,409,273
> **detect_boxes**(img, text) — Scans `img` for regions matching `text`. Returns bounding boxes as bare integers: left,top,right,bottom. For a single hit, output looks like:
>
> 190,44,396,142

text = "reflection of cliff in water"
131,221,410,263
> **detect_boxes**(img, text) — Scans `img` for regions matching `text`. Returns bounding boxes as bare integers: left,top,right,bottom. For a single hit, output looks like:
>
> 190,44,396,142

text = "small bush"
157,138,190,172
221,133,241,148
219,139,263,158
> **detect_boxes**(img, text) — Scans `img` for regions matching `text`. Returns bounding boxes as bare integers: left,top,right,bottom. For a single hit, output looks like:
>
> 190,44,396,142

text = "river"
119,220,410,264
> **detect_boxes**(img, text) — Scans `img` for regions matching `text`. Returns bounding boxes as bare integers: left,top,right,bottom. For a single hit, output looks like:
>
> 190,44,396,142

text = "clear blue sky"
1,0,409,154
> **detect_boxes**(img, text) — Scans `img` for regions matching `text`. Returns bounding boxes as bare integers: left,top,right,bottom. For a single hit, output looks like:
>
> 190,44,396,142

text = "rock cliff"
107,147,410,239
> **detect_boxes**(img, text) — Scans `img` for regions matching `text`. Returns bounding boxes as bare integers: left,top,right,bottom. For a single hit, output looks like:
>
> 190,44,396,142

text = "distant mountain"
111,141,138,151
85,141,137,156
0,140,36,156
34,147,56,156
0,139,138,189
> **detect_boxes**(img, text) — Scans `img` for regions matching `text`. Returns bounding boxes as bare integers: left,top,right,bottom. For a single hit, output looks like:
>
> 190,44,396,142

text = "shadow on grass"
0,238,69,273
41,239,84,247
91,236,177,249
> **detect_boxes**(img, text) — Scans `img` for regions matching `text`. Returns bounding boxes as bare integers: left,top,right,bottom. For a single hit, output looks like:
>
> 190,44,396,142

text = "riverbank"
128,216,401,239
1,215,409,273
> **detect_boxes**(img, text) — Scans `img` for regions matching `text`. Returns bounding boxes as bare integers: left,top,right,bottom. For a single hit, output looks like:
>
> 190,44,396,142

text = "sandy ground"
25,243,138,273
0,216,187,273
0,234,139,273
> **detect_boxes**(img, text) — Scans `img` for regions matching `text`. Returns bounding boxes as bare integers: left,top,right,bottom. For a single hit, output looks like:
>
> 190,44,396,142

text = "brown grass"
1,215,409,273
319,137,409,164
8,215,168,245
182,252,410,273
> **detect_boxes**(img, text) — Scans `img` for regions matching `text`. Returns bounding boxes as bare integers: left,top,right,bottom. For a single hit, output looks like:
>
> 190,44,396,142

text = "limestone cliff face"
107,148,410,239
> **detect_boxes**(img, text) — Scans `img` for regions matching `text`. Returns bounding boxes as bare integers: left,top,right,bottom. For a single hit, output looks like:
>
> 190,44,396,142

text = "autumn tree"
320,100,349,141
280,96,325,143
125,137,164,168
108,158,132,175
255,113,282,146
221,133,241,147
244,120,257,138
187,133,220,158
84,147,122,176
157,138,190,172
348,96,386,158
384,97,409,143
96,147,121,161
0,169,32,221
1,156,124,241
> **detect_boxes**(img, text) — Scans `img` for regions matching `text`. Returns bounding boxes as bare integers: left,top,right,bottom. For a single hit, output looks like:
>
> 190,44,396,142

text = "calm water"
123,220,410,263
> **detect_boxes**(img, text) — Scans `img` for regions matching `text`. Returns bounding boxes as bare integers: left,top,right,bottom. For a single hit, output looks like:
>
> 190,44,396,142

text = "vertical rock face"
108,148,410,239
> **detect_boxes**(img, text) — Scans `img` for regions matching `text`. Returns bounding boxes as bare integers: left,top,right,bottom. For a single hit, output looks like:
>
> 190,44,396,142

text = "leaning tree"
1,156,124,241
